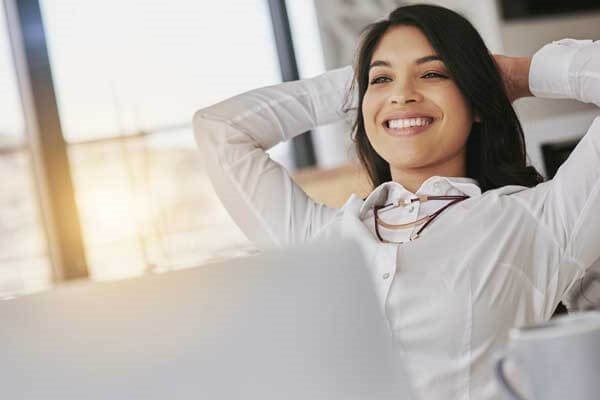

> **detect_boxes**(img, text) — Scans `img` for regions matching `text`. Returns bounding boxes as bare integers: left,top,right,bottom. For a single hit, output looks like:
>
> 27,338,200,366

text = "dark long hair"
345,4,544,192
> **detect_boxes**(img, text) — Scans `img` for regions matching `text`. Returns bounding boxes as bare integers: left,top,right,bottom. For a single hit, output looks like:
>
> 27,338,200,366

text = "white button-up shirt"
194,38,600,400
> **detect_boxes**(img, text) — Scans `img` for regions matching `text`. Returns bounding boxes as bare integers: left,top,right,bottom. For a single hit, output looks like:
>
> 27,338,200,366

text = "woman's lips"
383,119,435,137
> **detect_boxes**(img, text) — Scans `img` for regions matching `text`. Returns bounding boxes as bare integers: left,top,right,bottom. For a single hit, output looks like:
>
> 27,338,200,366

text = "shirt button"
382,272,390,280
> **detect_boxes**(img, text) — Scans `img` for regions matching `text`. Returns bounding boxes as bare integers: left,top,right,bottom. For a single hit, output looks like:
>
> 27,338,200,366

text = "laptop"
0,238,416,399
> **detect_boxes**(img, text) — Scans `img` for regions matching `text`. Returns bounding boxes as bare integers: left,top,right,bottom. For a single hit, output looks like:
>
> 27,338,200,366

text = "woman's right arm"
193,66,355,250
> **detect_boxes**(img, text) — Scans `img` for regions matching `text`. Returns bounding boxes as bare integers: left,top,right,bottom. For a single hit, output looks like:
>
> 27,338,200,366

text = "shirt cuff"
529,38,594,99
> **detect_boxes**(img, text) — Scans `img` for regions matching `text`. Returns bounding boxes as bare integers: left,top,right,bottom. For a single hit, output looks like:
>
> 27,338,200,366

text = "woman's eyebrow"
369,55,443,70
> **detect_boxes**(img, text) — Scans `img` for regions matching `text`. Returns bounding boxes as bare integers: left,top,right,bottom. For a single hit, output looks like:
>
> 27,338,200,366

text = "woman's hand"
492,54,533,103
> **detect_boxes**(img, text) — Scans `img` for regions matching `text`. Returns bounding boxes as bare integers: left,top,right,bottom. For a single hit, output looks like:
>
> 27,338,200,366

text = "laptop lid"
0,238,415,399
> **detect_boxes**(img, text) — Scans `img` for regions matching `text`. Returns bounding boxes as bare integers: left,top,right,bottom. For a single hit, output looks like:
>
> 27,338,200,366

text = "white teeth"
387,117,432,129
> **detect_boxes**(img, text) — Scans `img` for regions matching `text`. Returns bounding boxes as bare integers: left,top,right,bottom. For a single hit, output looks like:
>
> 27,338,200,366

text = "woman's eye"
422,72,446,79
370,76,390,85
370,72,446,85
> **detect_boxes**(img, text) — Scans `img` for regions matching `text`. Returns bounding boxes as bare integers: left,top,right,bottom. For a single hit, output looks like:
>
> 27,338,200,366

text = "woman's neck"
389,155,467,194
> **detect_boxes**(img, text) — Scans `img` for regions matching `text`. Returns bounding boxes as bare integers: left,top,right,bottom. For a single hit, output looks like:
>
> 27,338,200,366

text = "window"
39,0,287,279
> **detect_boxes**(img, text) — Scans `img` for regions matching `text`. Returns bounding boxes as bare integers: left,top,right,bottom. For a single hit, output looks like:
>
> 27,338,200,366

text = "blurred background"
1,0,599,299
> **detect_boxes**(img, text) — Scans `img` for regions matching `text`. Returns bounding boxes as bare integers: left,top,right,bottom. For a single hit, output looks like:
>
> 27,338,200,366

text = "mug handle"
494,356,527,400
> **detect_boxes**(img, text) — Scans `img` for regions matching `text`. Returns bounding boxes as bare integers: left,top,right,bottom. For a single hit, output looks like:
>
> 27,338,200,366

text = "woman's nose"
388,84,423,104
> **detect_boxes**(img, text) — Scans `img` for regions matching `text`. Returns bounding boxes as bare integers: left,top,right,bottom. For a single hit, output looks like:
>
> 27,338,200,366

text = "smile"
382,117,434,137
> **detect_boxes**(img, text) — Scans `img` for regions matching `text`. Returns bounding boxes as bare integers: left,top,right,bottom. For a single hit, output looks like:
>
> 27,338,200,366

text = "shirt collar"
357,176,481,219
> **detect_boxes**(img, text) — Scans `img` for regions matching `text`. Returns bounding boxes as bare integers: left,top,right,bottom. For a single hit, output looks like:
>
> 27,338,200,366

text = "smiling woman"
194,3,600,399
347,5,544,193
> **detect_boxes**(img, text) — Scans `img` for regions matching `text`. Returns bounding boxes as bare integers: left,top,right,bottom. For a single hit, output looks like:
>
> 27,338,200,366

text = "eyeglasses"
373,195,469,243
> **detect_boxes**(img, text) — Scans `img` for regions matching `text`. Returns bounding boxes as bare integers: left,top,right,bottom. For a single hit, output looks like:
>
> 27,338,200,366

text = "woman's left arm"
513,39,600,296
493,54,532,103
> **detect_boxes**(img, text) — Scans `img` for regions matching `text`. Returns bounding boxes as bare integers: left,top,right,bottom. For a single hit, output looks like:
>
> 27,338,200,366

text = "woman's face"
362,25,478,178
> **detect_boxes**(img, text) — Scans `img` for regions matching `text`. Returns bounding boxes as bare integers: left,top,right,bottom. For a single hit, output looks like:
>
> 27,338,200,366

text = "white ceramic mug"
494,311,600,400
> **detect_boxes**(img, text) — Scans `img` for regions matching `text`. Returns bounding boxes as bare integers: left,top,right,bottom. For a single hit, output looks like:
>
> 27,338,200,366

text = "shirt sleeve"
515,39,600,294
193,66,356,250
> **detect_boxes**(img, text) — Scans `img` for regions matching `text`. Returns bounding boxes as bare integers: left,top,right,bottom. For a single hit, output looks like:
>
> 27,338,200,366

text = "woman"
194,4,600,400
